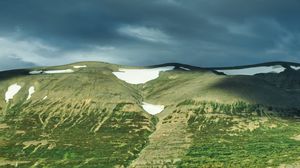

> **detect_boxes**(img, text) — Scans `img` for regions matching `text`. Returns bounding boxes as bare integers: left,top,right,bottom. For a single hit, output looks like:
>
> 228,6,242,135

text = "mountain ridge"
2,60,300,73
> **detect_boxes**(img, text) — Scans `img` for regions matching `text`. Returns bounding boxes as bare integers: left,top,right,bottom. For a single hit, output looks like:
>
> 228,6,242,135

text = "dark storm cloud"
0,56,35,71
0,0,300,70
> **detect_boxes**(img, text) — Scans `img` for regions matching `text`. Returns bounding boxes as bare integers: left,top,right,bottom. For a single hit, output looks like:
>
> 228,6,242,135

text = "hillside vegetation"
0,61,299,167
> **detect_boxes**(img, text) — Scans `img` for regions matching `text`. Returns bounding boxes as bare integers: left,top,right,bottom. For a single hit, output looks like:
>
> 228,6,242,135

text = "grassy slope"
176,100,300,168
0,61,300,167
135,69,300,167
256,68,300,93
142,69,300,108
0,62,157,167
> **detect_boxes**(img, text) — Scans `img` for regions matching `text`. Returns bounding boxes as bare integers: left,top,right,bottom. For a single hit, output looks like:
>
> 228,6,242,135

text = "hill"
0,61,299,167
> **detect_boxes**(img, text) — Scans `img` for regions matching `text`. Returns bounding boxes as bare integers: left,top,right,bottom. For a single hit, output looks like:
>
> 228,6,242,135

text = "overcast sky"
1,0,300,70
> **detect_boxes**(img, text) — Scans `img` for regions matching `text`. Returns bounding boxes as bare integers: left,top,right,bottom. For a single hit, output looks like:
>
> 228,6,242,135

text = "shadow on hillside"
206,75,300,108
0,69,30,82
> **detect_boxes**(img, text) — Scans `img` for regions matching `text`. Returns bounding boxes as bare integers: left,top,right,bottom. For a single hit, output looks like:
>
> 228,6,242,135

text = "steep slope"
0,62,157,167
128,66,300,167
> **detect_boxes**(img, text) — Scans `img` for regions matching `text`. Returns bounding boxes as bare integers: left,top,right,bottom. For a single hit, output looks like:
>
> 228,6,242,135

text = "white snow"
29,69,74,74
26,86,35,100
29,70,43,75
216,65,285,75
73,65,87,69
112,66,174,84
180,67,191,71
43,96,48,100
291,66,300,70
142,102,164,115
5,83,22,103
43,69,74,74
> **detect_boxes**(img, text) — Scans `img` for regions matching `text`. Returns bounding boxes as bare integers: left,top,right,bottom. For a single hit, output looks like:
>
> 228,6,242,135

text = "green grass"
0,102,157,167
176,101,300,168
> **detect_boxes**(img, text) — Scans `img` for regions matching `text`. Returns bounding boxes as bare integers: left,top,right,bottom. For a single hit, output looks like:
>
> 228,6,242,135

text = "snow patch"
216,65,285,75
44,69,74,74
30,69,74,74
291,66,300,70
73,65,87,69
5,84,22,103
180,67,191,71
142,102,164,115
26,86,35,100
29,70,43,75
112,66,174,84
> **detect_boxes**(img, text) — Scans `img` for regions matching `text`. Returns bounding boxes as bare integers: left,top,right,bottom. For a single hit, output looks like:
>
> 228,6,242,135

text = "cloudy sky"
1,0,300,70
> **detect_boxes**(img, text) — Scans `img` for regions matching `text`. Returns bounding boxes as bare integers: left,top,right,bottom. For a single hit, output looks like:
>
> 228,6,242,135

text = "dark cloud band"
0,0,300,70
